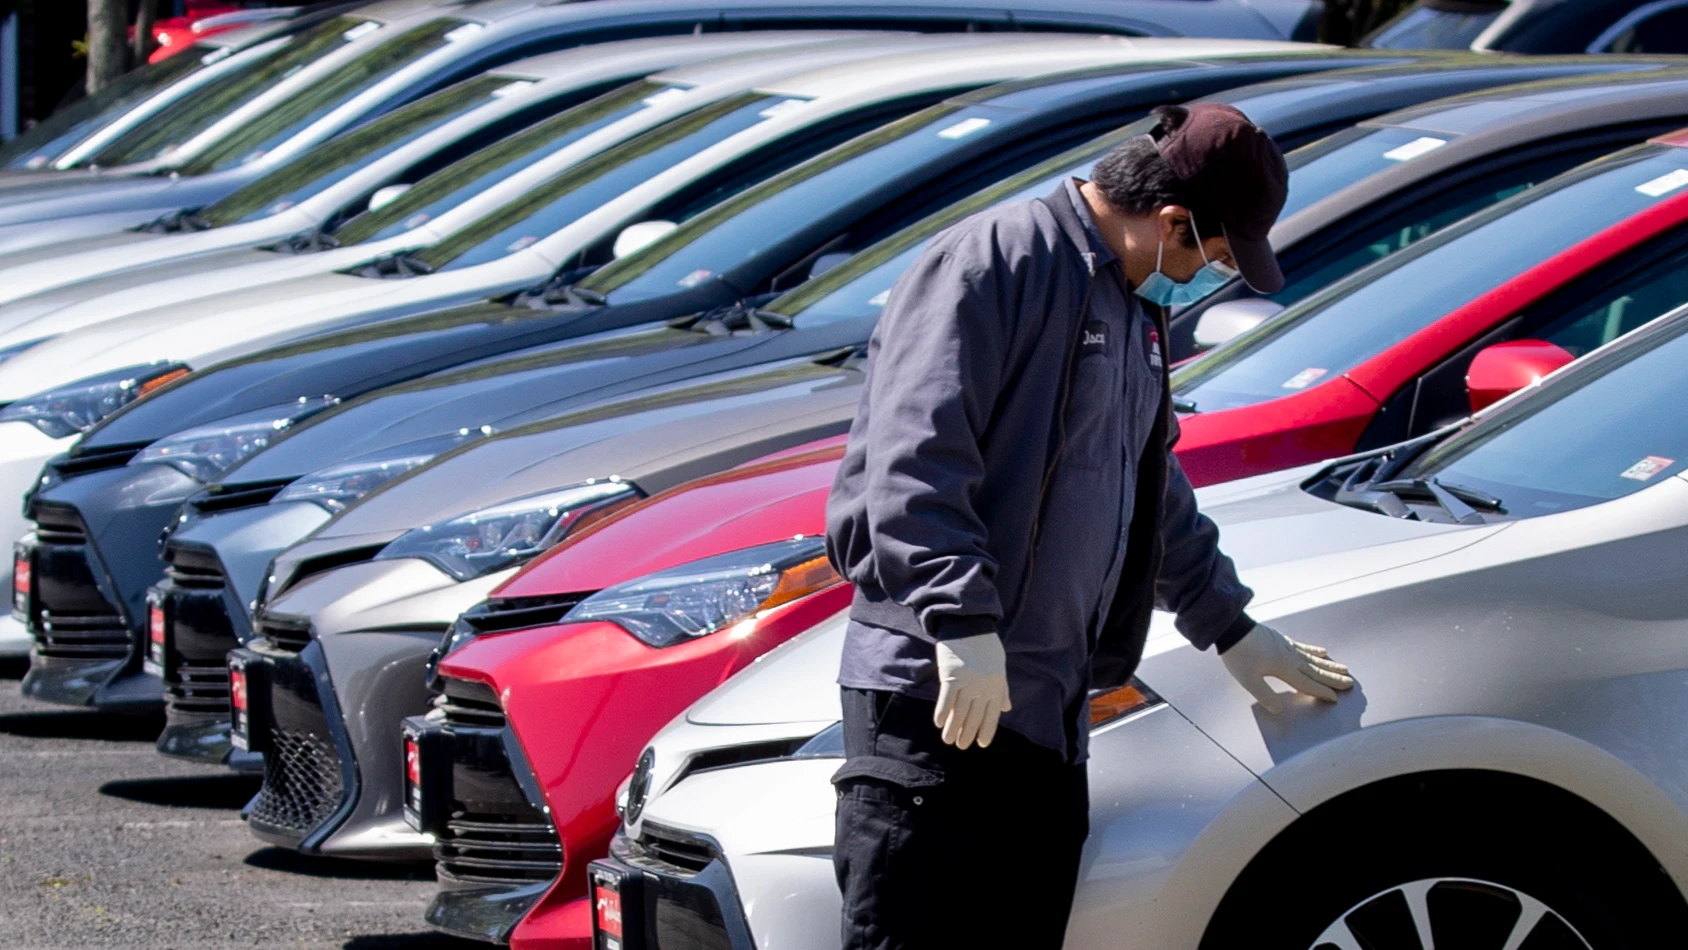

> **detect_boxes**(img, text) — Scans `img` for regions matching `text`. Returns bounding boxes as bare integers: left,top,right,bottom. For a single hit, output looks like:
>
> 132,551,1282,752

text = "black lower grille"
439,693,506,730
255,614,312,654
167,661,230,713
437,817,563,884
249,728,344,835
640,824,717,875
35,609,128,658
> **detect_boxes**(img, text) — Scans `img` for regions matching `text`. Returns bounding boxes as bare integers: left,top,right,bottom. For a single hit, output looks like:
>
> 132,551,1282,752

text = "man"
824,103,1356,950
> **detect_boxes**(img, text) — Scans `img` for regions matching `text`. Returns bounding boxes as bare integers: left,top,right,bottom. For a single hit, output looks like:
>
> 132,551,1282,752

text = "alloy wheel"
1311,877,1593,950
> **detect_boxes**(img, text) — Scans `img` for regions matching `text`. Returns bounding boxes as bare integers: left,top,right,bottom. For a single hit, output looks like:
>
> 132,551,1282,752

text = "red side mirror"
1465,339,1576,413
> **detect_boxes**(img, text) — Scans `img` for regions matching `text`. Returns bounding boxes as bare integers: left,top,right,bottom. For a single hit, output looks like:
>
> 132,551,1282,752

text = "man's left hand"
1220,623,1354,714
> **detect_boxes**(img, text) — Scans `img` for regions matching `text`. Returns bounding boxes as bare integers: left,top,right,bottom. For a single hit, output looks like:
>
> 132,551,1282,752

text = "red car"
147,4,273,61
411,438,851,949
1172,130,1688,486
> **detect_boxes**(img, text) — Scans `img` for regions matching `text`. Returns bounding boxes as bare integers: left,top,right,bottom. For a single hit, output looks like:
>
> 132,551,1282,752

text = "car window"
1606,5,1688,53
1399,317,1688,516
175,18,464,174
1365,3,1506,49
767,121,1148,326
410,93,791,273
1271,148,1602,305
1534,240,1688,357
0,43,219,169
1171,145,1688,414
197,75,524,228
1281,126,1464,220
82,16,379,167
333,80,667,246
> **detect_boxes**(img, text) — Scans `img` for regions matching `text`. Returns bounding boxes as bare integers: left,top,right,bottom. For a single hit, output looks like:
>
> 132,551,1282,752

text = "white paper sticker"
1382,136,1447,163
444,23,485,44
1620,455,1675,481
505,235,538,253
867,289,892,307
342,21,382,42
641,86,690,108
491,81,536,99
1636,168,1688,198
758,98,810,120
938,117,992,140
1281,367,1328,390
678,269,714,288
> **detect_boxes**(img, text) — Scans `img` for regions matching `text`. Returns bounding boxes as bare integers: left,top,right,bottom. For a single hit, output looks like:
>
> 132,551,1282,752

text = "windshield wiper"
142,209,212,234
1369,476,1504,525
274,229,340,254
354,251,435,279
1172,397,1198,414
677,304,793,336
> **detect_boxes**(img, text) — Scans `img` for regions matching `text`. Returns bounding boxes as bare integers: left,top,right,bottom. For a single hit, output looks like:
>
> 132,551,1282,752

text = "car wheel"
1201,773,1688,950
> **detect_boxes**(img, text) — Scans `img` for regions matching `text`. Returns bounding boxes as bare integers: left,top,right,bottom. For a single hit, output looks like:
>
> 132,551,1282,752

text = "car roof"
1372,69,1688,136
489,31,904,82
650,32,971,87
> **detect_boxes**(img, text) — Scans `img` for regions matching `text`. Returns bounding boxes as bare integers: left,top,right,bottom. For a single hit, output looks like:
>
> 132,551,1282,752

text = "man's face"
1156,205,1235,282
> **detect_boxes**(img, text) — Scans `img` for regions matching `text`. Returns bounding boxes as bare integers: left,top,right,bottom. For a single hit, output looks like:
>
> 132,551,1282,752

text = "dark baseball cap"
1153,102,1288,294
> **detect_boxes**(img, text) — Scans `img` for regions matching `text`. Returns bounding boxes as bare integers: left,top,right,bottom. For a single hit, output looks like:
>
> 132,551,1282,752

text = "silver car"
598,301,1688,948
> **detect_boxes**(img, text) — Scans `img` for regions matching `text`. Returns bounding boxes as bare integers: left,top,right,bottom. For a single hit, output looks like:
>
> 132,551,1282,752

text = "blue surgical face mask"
1133,214,1238,308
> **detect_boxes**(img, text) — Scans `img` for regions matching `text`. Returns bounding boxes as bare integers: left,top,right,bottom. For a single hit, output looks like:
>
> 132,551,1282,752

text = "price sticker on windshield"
1620,456,1674,481
937,118,992,140
1382,136,1446,163
642,87,690,109
758,98,810,120
1282,367,1328,390
1636,169,1688,198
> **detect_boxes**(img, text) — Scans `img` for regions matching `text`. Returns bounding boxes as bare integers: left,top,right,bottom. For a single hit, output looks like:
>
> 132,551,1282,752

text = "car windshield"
409,92,791,273
81,16,386,168
174,18,464,174
1396,315,1688,516
580,104,1039,303
332,80,677,246
1281,125,1464,220
768,122,1150,325
0,42,221,169
1171,145,1688,414
1366,2,1506,50
197,74,525,228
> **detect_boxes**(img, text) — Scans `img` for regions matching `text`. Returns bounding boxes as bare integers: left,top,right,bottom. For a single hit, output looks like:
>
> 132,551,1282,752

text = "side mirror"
612,220,678,259
366,183,411,212
1465,339,1575,413
1192,298,1284,350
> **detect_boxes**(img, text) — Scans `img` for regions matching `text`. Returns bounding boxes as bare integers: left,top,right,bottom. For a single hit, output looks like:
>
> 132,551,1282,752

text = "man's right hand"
933,633,1011,750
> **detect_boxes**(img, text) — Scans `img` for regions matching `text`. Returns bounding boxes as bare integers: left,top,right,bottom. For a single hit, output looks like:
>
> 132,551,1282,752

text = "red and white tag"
595,884,623,939
1620,456,1675,481
12,549,30,615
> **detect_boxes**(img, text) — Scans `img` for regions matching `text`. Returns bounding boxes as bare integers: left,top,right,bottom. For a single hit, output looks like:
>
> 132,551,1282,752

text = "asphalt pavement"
0,657,482,949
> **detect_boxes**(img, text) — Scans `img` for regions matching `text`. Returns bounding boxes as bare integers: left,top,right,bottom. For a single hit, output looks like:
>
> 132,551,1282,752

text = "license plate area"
399,715,450,835
12,542,33,622
227,653,269,752
142,590,168,677
589,861,645,950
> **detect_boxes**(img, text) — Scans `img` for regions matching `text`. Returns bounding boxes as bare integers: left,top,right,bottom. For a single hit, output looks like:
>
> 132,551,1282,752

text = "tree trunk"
133,0,157,65
86,0,129,95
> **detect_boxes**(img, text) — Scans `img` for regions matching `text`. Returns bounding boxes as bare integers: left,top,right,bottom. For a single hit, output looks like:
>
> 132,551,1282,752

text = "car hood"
0,173,186,225
684,463,1508,727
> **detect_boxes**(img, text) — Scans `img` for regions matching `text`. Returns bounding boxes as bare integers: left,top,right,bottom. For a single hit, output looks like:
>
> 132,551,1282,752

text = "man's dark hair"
1090,105,1218,247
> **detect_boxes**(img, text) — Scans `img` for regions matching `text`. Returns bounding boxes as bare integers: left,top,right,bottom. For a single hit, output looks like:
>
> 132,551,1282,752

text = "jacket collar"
1048,178,1118,276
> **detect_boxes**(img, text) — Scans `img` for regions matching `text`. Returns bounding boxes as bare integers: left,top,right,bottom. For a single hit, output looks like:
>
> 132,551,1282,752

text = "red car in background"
409,438,849,949
1171,131,1688,487
147,4,292,61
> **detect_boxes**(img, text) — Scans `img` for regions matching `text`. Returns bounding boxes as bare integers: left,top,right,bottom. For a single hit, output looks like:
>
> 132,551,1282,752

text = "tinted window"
334,81,666,246
177,18,463,174
0,43,218,169
1401,319,1688,515
1172,146,1688,413
1366,3,1505,49
1282,126,1460,219
1606,6,1688,53
84,17,378,167
580,105,1027,302
1534,241,1688,357
198,75,522,227
412,93,785,272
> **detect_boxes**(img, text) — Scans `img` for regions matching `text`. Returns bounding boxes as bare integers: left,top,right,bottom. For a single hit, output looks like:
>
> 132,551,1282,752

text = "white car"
600,304,1688,949
0,31,872,307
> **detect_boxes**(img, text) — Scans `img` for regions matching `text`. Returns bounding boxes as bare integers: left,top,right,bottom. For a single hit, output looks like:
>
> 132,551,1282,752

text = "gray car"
597,297,1688,950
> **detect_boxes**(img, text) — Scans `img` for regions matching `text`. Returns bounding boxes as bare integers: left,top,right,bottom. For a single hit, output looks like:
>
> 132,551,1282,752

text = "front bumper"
152,545,252,766
589,829,755,950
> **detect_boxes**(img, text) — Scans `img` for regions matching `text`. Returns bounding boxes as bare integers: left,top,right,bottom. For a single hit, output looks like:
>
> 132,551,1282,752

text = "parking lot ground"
0,658,483,949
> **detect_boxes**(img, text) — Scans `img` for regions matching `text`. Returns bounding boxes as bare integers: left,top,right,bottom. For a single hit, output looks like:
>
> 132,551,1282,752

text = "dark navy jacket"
826,180,1253,759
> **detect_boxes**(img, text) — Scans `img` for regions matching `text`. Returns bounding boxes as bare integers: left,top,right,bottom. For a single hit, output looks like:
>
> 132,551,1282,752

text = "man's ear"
1157,204,1193,248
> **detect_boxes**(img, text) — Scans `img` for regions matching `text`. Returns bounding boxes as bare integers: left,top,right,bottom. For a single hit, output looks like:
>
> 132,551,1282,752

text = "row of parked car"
8,0,1688,947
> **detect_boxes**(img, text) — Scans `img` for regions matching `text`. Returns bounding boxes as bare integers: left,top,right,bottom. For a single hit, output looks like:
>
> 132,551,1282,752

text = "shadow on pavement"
0,709,164,740
0,656,26,679
245,847,436,881
344,936,488,949
100,774,260,809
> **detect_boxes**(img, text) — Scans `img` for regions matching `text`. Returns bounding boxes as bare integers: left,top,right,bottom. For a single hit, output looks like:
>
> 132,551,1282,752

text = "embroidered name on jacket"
1081,321,1109,355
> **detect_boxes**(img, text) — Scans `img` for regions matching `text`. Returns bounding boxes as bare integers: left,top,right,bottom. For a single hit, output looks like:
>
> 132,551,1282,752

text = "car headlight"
0,362,189,438
376,479,640,581
271,451,438,513
128,396,339,482
564,536,842,648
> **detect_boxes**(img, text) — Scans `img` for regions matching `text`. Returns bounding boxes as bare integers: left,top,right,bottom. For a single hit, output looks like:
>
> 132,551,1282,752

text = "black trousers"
833,687,1090,950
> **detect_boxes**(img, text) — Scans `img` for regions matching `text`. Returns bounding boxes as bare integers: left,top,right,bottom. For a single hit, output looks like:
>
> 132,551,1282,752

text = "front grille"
458,593,587,636
641,825,716,875
167,661,230,713
35,609,128,658
49,443,146,477
437,817,563,884
188,478,294,515
30,505,87,544
164,549,225,591
248,727,344,835
255,614,312,654
439,692,505,730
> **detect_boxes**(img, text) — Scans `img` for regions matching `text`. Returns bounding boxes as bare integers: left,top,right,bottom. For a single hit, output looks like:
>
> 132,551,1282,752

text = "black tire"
1201,771,1688,950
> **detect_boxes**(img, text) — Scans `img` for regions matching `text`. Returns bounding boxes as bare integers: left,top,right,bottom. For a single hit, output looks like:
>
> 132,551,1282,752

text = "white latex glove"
1221,623,1354,714
933,632,1011,750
